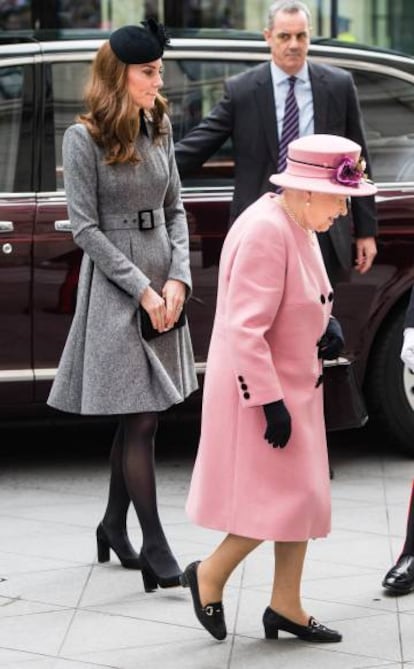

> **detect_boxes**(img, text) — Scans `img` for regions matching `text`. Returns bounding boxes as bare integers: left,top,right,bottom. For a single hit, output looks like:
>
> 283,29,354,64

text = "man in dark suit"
175,0,378,285
382,289,414,594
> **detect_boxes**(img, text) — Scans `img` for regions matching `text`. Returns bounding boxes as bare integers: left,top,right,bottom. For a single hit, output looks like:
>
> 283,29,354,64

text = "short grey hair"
267,1,312,30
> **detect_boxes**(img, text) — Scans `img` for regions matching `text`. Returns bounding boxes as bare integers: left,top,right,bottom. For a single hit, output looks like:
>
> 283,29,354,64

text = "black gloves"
318,316,345,360
263,400,291,448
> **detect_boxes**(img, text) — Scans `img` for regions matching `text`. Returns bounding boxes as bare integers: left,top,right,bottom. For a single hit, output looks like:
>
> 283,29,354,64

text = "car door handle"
54,220,72,232
0,221,14,232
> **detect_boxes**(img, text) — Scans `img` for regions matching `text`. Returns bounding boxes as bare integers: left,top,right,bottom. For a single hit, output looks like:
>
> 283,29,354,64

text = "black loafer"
263,607,342,642
382,554,414,594
183,561,227,640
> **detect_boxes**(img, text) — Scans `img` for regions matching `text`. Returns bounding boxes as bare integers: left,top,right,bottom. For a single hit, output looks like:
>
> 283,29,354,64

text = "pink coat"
186,193,333,541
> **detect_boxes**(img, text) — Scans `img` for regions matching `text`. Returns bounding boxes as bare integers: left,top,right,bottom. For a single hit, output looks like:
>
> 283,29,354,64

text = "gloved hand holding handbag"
318,316,345,360
263,400,291,448
401,327,414,369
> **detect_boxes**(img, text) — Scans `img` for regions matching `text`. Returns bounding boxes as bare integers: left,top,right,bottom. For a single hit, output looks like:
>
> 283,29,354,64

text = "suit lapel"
255,62,279,162
255,62,335,161
309,63,328,133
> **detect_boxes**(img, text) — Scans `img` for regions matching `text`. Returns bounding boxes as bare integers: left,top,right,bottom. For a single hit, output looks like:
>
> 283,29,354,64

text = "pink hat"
270,134,377,196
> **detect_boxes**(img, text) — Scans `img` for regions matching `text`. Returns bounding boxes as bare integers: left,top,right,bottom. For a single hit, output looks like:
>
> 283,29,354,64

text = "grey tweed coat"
47,116,198,415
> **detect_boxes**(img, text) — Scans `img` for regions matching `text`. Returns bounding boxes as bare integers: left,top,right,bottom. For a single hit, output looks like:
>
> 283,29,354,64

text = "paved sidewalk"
0,423,414,669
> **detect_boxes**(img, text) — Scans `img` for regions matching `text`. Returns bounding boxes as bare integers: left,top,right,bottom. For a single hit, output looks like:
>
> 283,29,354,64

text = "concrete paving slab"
0,428,412,669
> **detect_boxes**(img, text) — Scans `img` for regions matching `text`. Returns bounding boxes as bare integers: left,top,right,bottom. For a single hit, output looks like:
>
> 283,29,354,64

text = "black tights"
102,413,180,571
402,480,414,556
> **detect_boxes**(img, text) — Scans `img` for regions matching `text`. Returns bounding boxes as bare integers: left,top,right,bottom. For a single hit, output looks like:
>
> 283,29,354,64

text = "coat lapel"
309,63,329,133
255,62,279,161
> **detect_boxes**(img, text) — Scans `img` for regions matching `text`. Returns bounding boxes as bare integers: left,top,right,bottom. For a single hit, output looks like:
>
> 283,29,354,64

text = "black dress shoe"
382,554,414,594
183,561,227,640
96,522,141,569
262,607,342,642
139,551,183,593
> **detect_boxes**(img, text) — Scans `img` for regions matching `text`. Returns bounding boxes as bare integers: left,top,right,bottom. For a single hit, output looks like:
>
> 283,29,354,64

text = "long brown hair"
78,41,168,164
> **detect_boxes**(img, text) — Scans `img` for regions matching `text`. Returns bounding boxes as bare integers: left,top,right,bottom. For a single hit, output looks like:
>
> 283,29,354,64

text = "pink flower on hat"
335,156,367,187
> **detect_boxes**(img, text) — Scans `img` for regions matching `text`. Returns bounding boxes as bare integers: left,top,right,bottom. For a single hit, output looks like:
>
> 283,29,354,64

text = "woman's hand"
140,286,167,333
162,279,186,330
318,316,345,360
263,400,292,448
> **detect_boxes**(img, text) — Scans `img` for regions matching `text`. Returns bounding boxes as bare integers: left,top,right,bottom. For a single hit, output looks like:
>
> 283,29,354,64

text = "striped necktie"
277,76,299,174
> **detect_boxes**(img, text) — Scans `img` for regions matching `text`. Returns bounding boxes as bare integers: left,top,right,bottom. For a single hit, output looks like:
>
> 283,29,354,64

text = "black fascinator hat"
109,18,170,64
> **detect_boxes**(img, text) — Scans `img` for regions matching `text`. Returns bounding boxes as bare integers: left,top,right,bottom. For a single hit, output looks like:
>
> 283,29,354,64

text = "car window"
163,57,254,186
49,54,414,190
163,59,248,143
0,64,24,191
50,57,253,190
352,68,414,182
51,61,91,190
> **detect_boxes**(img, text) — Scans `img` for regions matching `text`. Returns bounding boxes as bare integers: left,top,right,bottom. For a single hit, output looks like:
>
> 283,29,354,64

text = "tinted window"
51,57,253,189
352,69,414,182
50,56,414,187
0,65,24,191
52,61,91,190
164,58,252,154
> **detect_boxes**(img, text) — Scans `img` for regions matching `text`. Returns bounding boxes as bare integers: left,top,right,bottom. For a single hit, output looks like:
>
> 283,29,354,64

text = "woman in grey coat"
47,20,198,592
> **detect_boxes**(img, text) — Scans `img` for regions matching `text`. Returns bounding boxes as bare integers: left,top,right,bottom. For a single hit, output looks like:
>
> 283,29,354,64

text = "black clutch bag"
323,359,368,431
139,305,186,341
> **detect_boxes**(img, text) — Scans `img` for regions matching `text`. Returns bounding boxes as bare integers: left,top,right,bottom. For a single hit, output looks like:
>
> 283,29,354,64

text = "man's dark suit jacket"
175,60,378,279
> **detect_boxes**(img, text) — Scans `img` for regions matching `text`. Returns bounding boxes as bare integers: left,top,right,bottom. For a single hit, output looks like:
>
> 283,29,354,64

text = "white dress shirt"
270,61,314,140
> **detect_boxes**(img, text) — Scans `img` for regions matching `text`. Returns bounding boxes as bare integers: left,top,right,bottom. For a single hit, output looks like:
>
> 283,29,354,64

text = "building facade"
0,1,413,54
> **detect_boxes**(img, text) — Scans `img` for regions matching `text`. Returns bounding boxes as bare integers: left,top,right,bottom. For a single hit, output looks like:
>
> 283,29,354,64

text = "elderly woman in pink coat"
182,134,377,643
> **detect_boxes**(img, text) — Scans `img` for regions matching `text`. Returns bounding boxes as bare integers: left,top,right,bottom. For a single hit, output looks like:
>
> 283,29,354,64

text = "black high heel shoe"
262,607,342,643
182,561,227,641
96,522,141,570
139,551,183,592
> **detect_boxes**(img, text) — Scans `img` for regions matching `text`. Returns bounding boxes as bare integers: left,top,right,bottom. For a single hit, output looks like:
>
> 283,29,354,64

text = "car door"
0,44,38,407
32,45,98,404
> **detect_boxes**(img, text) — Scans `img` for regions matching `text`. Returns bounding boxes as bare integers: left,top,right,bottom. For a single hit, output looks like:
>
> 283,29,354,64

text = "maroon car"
1,32,414,454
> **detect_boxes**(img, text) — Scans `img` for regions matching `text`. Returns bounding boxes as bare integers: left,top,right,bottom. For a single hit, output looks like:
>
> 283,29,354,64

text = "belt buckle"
138,209,154,230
